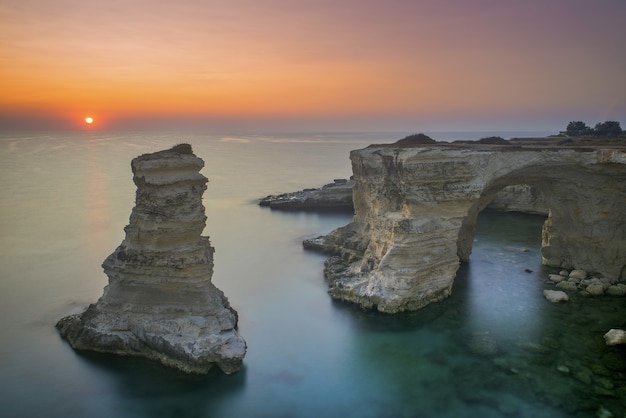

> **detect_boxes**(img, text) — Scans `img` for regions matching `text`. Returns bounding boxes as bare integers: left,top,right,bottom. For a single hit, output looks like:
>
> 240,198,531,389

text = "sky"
1,0,625,132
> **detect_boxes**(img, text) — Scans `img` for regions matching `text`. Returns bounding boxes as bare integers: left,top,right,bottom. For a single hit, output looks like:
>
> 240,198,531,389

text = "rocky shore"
546,269,626,298
57,144,246,374
542,267,626,309
259,178,355,211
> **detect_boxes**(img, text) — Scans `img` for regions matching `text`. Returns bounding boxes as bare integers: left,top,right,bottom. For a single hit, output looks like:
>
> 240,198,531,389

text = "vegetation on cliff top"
565,120,623,137
391,123,625,149
171,143,194,154
395,133,436,145
476,136,509,145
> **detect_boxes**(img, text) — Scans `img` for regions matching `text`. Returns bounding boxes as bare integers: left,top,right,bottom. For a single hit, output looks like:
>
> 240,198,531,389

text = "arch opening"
455,209,548,342
457,182,548,264
455,161,626,290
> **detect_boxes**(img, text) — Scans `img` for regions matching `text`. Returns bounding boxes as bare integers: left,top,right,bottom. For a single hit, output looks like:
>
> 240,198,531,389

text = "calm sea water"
0,131,624,418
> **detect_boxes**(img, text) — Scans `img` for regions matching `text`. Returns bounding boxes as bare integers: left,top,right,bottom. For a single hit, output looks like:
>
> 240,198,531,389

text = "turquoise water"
0,132,624,417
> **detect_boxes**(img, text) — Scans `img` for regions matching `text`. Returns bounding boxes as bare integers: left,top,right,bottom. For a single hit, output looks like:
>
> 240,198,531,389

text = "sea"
0,131,624,418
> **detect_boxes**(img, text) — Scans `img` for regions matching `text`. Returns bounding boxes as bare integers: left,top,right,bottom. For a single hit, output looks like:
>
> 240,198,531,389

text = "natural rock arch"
306,142,626,313
459,162,626,276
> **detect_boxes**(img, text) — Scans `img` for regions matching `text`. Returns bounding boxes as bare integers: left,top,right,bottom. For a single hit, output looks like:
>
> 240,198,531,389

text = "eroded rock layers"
57,144,246,374
306,143,626,313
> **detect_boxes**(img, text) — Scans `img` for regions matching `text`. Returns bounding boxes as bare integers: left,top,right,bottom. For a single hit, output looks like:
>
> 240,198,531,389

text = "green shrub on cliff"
477,136,509,145
565,120,622,137
565,121,593,137
395,133,436,145
171,143,193,154
594,121,623,137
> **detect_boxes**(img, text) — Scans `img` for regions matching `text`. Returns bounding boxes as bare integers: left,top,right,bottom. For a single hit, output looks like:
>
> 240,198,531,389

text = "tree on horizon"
565,121,592,136
565,120,622,137
593,121,622,137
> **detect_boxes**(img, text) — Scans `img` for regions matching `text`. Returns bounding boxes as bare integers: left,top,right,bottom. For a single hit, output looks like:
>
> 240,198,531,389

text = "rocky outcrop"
547,269,626,298
259,179,355,211
260,180,547,215
57,144,246,374
305,139,626,313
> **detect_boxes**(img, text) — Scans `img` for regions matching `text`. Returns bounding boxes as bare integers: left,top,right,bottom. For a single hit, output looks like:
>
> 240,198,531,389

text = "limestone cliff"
57,144,246,374
305,140,626,313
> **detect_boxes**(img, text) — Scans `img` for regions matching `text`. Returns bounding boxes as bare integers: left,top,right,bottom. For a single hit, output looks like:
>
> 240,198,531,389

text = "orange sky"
1,0,625,131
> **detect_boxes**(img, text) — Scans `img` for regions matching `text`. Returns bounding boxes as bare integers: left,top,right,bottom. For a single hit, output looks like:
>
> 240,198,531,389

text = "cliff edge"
305,138,626,313
57,144,246,374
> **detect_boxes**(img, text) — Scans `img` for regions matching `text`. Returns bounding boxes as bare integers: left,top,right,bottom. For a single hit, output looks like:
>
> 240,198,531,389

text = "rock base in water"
57,144,246,374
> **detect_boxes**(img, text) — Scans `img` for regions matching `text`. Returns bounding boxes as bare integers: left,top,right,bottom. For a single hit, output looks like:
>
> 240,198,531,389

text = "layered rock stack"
57,144,246,374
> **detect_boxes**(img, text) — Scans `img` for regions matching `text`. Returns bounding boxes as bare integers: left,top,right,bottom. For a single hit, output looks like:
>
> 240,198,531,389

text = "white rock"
556,281,578,292
549,274,566,283
599,277,612,288
604,329,626,346
567,276,582,284
589,277,609,291
543,290,569,303
605,285,626,296
569,269,587,280
586,283,605,296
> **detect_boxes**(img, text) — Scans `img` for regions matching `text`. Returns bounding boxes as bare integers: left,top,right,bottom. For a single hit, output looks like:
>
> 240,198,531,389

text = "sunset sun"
85,117,94,124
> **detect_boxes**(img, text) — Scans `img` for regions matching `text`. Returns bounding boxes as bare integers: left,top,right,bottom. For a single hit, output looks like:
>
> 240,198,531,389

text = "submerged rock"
467,332,499,356
57,144,246,374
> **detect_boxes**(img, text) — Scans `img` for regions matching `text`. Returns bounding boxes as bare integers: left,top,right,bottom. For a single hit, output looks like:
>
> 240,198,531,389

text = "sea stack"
57,144,246,374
